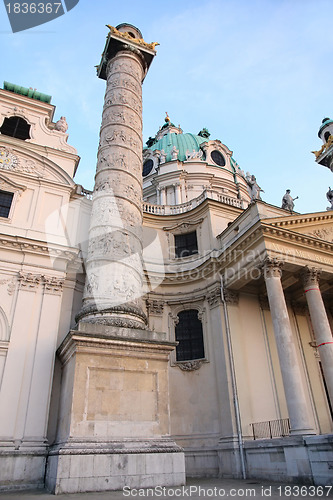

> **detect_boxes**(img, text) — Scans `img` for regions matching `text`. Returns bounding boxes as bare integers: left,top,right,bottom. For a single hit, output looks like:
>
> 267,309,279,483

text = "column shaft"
79,48,147,328
263,259,314,435
302,267,333,408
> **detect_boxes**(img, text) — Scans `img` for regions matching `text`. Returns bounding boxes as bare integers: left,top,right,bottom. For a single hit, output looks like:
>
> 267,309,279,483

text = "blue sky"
1,0,332,213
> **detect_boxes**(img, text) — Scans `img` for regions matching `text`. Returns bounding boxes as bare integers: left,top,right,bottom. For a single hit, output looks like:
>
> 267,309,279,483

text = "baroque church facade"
0,24,332,493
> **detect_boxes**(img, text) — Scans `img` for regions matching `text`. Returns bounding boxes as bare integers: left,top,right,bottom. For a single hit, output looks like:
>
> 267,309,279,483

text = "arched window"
324,131,331,142
0,116,31,140
175,309,204,361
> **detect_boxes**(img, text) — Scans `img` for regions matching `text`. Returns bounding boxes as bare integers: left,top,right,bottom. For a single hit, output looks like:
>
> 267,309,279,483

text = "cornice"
0,234,79,260
269,213,333,227
261,224,333,251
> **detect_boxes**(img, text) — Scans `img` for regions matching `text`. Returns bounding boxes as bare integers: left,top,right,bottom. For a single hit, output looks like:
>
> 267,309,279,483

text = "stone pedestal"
45,325,185,494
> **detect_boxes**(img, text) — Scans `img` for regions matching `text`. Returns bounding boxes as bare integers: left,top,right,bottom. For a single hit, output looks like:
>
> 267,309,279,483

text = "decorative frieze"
17,272,64,294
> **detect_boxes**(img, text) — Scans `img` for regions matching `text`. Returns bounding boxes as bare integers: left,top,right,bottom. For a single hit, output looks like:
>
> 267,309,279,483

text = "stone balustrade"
143,190,243,215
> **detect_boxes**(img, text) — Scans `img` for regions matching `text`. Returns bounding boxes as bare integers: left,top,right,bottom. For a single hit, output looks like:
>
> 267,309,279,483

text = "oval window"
211,150,225,167
142,159,154,176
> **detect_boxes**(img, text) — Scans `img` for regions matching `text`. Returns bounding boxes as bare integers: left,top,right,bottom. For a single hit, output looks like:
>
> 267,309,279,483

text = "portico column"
174,183,181,204
263,257,315,435
301,267,333,408
160,186,166,205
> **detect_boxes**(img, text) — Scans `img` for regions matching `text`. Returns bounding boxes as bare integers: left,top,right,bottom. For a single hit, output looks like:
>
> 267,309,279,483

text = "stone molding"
0,235,78,261
163,219,203,233
227,224,333,254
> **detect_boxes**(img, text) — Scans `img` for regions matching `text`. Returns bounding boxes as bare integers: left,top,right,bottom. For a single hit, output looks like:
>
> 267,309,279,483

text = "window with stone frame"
0,190,14,218
0,116,31,140
175,309,205,361
174,231,198,258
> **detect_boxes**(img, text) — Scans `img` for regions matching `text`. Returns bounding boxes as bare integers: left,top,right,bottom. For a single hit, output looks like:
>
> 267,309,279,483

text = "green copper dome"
147,132,207,162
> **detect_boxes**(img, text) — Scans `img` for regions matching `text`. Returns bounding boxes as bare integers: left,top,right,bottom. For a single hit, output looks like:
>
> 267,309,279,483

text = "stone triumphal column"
263,257,315,435
301,267,333,408
46,25,185,494
77,24,154,329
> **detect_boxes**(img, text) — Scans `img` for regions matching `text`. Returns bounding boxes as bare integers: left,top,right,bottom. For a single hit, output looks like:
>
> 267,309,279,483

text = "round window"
211,150,225,167
142,159,154,176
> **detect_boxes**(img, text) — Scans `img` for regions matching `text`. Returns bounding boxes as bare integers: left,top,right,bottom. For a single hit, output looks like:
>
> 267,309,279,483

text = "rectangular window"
174,231,198,258
175,309,205,361
0,190,14,218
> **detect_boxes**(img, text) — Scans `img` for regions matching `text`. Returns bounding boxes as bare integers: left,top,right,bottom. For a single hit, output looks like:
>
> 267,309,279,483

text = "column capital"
262,257,283,280
97,25,157,81
300,266,322,289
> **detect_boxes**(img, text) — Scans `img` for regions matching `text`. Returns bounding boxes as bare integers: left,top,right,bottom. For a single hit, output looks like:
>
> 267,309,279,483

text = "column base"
45,442,185,494
290,428,316,436
49,324,184,494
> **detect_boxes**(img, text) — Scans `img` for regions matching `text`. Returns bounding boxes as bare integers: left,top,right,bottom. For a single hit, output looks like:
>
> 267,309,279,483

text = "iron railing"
251,418,290,440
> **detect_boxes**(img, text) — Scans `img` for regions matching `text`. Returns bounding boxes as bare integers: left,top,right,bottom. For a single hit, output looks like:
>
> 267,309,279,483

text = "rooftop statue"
282,189,298,212
312,134,333,159
54,116,68,133
246,172,263,201
327,187,333,211
105,25,159,51
198,128,210,139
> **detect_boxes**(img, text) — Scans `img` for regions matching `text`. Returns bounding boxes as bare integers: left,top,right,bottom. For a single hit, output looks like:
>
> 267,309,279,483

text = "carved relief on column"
300,266,321,289
80,45,148,329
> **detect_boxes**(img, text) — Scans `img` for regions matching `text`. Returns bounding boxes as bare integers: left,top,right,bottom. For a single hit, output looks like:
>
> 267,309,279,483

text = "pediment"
0,145,74,187
265,212,333,242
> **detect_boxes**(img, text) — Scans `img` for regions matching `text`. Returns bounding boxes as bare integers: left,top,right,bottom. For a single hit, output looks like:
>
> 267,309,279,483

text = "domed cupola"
318,117,333,143
143,117,262,209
